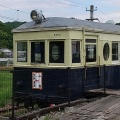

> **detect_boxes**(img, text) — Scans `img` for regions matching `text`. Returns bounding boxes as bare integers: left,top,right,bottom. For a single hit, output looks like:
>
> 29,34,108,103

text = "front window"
49,41,64,63
31,42,45,63
17,42,27,62
86,39,96,62
112,43,118,61
72,41,80,63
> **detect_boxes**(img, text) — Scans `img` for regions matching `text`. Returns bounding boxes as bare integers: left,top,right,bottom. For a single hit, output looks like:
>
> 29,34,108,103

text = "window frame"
71,40,81,64
17,41,27,62
31,41,45,64
85,39,97,63
49,40,65,64
112,42,120,63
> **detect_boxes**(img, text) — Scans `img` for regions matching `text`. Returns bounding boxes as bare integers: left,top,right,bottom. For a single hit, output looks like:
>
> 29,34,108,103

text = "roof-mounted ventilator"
30,10,46,24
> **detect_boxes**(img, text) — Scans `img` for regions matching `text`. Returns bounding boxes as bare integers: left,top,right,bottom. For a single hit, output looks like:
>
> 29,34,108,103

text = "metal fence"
0,70,12,119
0,66,107,120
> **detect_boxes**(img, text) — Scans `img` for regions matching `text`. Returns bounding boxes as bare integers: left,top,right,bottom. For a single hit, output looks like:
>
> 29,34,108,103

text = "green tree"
0,21,26,50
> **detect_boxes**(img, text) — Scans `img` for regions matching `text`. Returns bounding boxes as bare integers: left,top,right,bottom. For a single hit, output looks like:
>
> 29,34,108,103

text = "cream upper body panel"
13,17,120,68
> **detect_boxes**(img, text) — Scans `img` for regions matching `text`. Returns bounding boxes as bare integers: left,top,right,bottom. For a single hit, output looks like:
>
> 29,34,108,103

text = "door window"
72,41,80,63
85,39,96,62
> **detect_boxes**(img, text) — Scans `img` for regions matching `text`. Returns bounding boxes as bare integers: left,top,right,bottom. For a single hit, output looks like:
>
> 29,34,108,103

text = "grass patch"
44,115,53,120
0,71,12,107
0,66,13,71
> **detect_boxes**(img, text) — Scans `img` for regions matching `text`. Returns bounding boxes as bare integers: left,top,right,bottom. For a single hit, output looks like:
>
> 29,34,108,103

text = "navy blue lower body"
13,65,120,107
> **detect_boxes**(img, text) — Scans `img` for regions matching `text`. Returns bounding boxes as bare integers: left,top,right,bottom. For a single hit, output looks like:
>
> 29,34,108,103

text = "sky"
0,0,120,23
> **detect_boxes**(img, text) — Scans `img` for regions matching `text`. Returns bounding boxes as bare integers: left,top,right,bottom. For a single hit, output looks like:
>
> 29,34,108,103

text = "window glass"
31,42,45,63
86,44,96,62
112,43,118,61
17,42,27,62
86,39,96,43
103,43,110,61
72,41,80,63
49,41,64,63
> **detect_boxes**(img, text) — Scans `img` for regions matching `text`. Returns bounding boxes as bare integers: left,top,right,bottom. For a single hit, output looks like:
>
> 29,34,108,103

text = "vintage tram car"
12,10,120,108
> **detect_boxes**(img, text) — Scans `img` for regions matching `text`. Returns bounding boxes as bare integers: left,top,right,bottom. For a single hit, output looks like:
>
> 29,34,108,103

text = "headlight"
30,10,43,24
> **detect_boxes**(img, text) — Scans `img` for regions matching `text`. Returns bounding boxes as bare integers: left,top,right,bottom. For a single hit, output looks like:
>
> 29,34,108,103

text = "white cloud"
104,12,120,23
96,0,120,6
0,0,71,10
0,0,120,23
0,0,72,22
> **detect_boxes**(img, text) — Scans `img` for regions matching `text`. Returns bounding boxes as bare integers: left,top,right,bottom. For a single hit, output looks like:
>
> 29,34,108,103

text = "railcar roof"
13,17,120,33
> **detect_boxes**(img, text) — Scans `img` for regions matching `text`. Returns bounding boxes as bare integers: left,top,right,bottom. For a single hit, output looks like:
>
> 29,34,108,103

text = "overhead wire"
0,0,82,22
49,0,89,8
0,3,29,22
0,14,17,21
62,0,89,7
45,0,87,19
50,0,114,23
0,0,116,23
97,8,113,20
0,14,26,22
0,4,29,14
46,0,82,7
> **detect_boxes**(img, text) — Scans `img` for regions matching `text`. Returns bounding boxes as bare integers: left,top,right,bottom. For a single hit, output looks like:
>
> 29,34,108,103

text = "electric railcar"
12,10,120,108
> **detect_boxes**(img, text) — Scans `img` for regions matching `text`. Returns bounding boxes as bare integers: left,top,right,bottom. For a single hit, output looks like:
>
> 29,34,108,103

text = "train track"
16,93,105,120
0,92,106,120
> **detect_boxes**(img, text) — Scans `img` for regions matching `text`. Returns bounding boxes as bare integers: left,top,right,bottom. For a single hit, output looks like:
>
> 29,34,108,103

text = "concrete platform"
87,88,120,95
58,95,120,120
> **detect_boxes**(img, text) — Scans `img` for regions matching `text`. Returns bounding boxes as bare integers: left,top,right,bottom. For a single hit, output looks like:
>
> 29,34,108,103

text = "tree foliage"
0,21,26,50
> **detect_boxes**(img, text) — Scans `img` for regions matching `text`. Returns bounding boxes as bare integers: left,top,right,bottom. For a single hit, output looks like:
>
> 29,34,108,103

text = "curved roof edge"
12,17,120,34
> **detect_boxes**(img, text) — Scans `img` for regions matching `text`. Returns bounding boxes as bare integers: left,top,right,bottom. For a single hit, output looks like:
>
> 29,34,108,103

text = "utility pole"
86,5,99,22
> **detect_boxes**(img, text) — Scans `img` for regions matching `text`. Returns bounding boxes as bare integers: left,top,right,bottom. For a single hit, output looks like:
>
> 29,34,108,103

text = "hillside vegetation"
0,21,26,49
